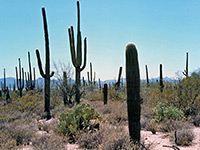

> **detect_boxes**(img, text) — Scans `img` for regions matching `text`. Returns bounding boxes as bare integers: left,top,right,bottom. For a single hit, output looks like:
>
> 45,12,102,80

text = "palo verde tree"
68,1,87,104
36,8,54,120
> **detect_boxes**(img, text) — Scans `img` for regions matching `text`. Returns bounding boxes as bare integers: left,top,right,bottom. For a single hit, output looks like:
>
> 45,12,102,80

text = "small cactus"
160,64,164,92
103,83,108,104
126,43,141,142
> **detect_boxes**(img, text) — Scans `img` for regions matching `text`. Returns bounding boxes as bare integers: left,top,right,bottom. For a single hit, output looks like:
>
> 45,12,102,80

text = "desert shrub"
105,102,128,125
0,130,16,149
32,135,64,150
159,120,191,133
101,126,150,150
171,128,195,146
145,122,158,134
11,91,42,113
50,92,63,109
191,112,200,127
57,104,102,141
109,88,126,101
77,130,103,149
86,91,103,101
5,120,35,146
151,103,184,123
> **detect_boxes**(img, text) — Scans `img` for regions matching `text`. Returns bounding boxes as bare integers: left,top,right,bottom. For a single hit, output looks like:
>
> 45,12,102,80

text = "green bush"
57,104,102,141
152,103,184,122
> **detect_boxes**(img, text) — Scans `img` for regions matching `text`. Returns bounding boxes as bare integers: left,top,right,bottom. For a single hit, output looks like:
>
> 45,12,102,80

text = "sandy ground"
141,127,200,150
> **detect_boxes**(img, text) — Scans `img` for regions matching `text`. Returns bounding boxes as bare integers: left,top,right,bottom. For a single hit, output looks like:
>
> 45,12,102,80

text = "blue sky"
1,0,200,81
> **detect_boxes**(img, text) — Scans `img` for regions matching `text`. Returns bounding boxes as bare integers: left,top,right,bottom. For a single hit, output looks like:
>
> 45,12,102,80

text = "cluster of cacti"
183,52,188,78
103,83,108,104
126,43,141,142
115,66,122,89
87,62,96,86
35,7,54,120
15,58,24,97
160,64,164,92
68,1,87,104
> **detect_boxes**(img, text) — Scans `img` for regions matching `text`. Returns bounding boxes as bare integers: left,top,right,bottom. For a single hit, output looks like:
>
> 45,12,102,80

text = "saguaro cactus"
68,1,87,104
16,58,24,97
145,65,149,87
160,64,164,92
183,52,188,78
115,66,122,89
98,78,101,92
126,43,141,142
103,83,108,104
36,8,54,120
27,52,35,90
3,68,6,95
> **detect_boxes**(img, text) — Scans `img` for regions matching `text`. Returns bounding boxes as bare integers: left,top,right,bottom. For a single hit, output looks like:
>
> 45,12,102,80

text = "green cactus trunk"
98,78,101,92
126,43,141,142
160,64,164,92
3,68,6,95
103,83,108,104
36,8,54,120
145,65,149,87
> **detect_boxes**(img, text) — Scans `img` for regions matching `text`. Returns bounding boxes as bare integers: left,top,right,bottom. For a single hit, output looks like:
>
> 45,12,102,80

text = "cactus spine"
103,83,108,104
36,8,54,120
160,64,164,92
145,65,149,87
183,52,188,78
68,1,87,104
16,58,24,97
126,43,141,142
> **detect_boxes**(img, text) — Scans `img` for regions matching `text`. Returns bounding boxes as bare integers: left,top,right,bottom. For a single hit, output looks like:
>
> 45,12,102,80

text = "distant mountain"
0,76,177,88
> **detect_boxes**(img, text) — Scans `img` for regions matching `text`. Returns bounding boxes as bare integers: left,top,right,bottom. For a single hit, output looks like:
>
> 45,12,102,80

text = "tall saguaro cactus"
160,64,164,92
68,1,87,104
145,65,149,87
126,43,141,142
16,58,24,97
36,8,54,120
183,52,188,78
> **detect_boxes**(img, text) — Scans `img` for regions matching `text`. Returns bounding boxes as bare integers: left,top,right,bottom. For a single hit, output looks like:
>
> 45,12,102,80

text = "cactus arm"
36,49,46,78
18,58,22,89
50,71,54,77
68,27,76,67
80,37,87,71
